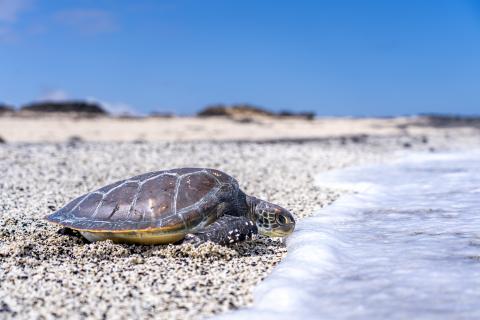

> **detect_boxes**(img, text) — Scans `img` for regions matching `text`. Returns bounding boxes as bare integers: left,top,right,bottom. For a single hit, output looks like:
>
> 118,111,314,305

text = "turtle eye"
277,214,288,225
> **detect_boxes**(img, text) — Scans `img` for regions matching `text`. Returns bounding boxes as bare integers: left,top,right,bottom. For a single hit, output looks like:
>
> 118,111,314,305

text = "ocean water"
222,152,480,320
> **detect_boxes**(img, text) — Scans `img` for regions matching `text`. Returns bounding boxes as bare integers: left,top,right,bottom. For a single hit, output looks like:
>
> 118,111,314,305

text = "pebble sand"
1,132,479,319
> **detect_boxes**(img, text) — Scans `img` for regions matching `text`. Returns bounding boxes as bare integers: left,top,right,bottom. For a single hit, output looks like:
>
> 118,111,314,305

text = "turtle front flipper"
184,215,257,246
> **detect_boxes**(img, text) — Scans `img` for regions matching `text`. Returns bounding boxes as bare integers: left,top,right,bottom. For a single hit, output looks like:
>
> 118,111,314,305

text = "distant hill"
417,114,480,128
197,104,275,117
197,103,315,120
277,110,315,120
0,104,15,114
21,101,107,115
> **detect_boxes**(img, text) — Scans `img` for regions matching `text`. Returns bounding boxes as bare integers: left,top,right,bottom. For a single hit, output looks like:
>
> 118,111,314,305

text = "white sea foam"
219,151,480,320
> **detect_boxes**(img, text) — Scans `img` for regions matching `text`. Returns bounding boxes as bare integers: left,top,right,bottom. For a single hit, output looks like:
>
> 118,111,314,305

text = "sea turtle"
46,168,295,245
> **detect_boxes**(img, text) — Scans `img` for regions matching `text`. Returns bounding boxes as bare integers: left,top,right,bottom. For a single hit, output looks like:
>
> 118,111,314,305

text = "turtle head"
251,199,295,237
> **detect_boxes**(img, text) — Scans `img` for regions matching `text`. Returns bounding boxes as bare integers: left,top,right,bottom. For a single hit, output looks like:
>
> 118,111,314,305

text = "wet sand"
0,116,479,319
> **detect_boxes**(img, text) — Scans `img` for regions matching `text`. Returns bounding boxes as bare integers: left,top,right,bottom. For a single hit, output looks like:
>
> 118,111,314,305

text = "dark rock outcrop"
0,104,15,114
278,110,316,120
420,114,480,128
198,103,315,120
197,104,275,117
149,111,174,118
21,101,107,115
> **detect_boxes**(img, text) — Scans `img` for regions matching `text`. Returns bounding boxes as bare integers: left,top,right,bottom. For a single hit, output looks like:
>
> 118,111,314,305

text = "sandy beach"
1,116,480,319
1,114,478,143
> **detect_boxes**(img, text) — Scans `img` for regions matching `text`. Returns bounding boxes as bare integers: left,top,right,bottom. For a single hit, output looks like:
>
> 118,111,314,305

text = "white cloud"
86,97,137,116
54,9,117,35
40,89,69,101
0,0,31,22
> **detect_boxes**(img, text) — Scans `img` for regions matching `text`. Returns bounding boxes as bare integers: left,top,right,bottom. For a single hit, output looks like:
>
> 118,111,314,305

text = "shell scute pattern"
175,172,217,211
70,192,103,219
93,181,138,220
55,194,86,215
48,168,237,232
132,174,177,222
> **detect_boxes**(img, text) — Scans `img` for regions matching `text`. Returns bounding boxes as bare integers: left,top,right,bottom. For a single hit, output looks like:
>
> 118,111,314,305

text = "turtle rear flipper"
184,215,257,246
57,227,83,238
57,227,89,243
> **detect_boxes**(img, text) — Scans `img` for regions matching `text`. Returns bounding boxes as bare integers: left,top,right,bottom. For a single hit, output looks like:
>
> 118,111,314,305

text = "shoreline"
1,118,480,319
224,150,480,319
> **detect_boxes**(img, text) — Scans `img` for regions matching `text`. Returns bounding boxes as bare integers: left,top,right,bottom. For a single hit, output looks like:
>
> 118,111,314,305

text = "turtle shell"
47,168,238,237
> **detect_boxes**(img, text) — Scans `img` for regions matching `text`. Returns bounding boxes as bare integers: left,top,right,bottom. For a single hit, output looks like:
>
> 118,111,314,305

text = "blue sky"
1,0,479,116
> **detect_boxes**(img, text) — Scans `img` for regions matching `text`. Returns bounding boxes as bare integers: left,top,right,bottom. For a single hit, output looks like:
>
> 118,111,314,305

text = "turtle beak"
261,222,295,238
